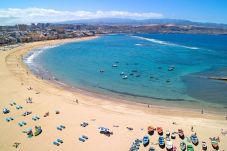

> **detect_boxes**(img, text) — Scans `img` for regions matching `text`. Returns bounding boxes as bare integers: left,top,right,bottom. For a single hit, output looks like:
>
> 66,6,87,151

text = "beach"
0,37,227,151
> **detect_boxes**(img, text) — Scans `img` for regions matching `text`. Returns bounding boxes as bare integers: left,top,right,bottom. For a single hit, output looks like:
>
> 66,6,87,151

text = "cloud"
0,8,163,25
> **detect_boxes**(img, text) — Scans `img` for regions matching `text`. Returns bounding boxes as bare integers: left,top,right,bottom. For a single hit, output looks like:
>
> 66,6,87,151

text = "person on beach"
201,108,204,114
191,126,194,132
76,99,78,104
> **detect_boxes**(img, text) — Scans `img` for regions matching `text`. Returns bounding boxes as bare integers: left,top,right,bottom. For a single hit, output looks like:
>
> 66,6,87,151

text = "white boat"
120,72,124,75
166,140,173,150
112,64,118,67
122,75,128,79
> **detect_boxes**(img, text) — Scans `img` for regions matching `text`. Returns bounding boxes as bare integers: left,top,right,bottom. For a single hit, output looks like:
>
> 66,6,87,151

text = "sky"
0,0,227,25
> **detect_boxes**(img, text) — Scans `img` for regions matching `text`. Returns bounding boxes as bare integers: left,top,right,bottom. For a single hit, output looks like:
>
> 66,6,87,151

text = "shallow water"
24,34,227,108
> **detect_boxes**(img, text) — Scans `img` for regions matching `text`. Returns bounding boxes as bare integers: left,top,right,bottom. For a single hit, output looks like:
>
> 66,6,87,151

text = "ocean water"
24,34,227,109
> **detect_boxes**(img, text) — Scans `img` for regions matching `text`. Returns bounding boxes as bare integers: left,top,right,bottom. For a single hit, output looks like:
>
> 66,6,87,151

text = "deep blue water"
25,34,227,108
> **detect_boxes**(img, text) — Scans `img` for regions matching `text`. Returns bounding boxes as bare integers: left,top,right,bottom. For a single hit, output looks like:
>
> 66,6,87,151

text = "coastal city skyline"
1,0,227,25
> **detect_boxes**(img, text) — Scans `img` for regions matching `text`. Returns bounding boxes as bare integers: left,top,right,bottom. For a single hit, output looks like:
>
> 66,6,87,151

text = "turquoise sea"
24,34,227,111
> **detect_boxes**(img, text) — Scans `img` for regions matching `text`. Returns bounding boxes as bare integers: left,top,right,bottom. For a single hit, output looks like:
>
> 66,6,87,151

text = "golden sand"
0,37,227,151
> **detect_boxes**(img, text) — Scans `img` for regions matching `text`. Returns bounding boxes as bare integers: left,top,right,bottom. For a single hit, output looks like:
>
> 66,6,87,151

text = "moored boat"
187,144,194,151
180,141,186,151
158,136,165,147
190,134,199,145
143,135,149,147
157,127,163,135
178,129,185,139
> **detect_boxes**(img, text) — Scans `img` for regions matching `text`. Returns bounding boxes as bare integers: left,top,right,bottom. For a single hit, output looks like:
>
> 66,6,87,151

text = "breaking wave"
132,36,200,50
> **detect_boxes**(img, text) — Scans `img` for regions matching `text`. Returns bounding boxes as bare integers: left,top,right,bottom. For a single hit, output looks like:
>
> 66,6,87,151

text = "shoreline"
14,37,227,117
1,36,227,151
22,37,227,115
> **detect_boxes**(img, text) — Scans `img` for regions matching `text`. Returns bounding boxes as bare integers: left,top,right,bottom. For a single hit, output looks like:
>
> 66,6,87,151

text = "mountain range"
58,18,227,29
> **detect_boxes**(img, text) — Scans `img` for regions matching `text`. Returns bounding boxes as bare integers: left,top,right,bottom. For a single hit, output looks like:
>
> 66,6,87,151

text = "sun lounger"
5,117,11,122
18,122,23,127
32,116,40,121
57,126,62,131
126,127,133,131
44,112,49,117
80,122,89,127
16,105,23,110
57,138,63,144
60,125,65,129
22,111,32,116
53,141,59,146
79,137,85,142
81,135,88,140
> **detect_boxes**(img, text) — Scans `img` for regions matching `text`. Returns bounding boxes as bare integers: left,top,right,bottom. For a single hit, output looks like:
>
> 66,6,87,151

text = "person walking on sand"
76,99,78,104
191,126,194,132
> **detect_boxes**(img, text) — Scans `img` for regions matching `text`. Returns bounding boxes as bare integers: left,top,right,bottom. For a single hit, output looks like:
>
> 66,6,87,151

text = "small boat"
122,75,128,79
166,140,173,150
148,126,155,135
166,130,170,137
149,147,155,151
120,72,124,75
171,132,176,139
180,141,186,151
168,65,175,71
34,126,42,136
2,108,10,114
173,145,177,151
143,135,149,147
166,79,171,83
157,127,163,135
112,64,118,67
178,129,185,139
202,141,207,151
100,69,105,73
131,70,138,72
190,134,199,145
187,144,194,151
135,74,141,77
211,139,218,149
158,136,165,146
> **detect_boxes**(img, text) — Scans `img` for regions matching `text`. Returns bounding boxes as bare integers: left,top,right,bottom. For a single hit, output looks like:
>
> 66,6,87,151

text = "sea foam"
132,36,200,50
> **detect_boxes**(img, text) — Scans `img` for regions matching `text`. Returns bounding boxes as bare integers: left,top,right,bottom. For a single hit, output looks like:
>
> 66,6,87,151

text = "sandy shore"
0,37,227,151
